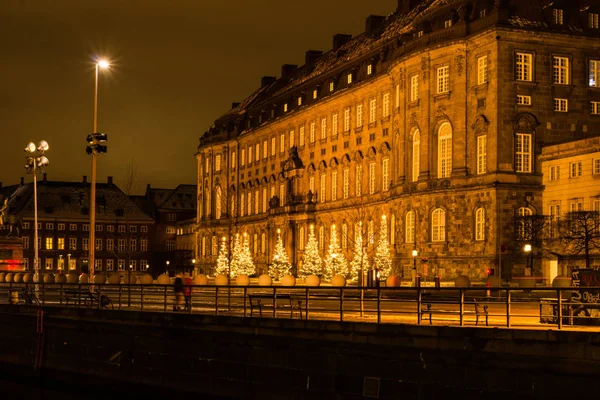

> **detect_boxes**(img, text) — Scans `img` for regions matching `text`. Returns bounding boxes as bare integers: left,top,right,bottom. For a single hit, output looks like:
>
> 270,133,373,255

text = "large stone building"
196,0,600,283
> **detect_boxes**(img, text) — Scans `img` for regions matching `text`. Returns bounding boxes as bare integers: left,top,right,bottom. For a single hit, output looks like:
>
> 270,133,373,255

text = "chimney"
20,177,24,186
83,176,88,184
261,76,276,87
397,0,422,14
231,102,241,109
366,15,386,35
281,64,298,80
333,34,352,50
108,176,113,185
42,173,47,183
305,50,323,66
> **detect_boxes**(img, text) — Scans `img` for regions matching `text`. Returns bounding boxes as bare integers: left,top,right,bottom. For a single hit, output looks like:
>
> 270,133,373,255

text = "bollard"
415,274,421,288
434,275,441,290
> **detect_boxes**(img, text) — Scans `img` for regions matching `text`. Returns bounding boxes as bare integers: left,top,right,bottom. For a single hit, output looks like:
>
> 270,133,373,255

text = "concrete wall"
1,305,598,399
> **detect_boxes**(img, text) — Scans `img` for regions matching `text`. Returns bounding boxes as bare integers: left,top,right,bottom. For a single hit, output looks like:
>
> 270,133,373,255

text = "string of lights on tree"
349,223,369,282
374,215,392,279
268,229,292,279
215,237,230,276
323,224,348,280
229,233,255,277
299,225,323,278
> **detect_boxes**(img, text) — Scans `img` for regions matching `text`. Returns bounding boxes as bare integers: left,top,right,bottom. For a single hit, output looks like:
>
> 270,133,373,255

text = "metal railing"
1,282,598,330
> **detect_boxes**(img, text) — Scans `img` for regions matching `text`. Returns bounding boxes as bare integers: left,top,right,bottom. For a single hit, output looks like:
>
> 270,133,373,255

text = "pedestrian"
183,271,193,311
173,274,184,312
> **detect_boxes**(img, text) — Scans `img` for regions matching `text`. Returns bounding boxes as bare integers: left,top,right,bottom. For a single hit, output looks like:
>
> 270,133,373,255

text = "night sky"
1,0,397,193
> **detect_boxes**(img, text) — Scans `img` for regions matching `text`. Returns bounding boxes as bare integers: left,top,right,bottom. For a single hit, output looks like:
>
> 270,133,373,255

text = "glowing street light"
24,140,50,286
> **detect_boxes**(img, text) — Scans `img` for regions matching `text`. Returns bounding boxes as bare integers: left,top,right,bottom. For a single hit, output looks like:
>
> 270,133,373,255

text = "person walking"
183,272,193,311
173,274,184,312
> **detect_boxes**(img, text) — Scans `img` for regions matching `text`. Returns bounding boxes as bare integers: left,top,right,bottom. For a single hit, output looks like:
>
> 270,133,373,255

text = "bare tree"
559,211,600,269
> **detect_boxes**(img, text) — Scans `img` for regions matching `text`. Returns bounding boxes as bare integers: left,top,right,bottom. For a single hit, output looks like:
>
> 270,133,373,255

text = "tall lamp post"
412,248,418,287
524,243,532,277
87,58,110,285
24,141,50,286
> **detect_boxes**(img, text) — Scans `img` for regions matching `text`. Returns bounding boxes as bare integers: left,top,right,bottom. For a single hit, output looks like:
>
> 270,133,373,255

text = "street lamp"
524,243,532,276
128,264,132,307
166,260,170,275
24,140,49,285
88,58,110,285
412,248,418,287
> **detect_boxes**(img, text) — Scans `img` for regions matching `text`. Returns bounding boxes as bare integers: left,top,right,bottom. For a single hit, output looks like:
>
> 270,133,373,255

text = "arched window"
299,227,305,250
240,193,245,216
412,130,420,182
319,225,325,252
405,211,415,244
211,236,218,255
475,207,485,241
205,187,211,218
253,233,258,254
390,214,396,245
432,208,446,242
438,122,452,178
261,232,266,253
341,222,348,249
215,187,222,220
231,195,236,217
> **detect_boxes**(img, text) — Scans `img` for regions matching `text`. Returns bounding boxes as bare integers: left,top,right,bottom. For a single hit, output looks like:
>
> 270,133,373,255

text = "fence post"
557,288,562,329
215,286,219,316
140,286,144,312
459,289,464,327
417,288,422,324
340,288,343,322
118,285,122,311
377,287,381,324
273,287,277,318
162,285,166,313
506,289,511,327
243,287,247,317
305,287,309,320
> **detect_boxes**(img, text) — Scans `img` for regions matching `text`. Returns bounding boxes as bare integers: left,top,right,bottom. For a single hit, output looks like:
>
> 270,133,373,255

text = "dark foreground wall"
1,305,599,399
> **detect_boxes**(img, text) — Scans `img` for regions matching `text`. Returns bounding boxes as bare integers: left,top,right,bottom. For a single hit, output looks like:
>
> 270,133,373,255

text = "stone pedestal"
0,238,24,272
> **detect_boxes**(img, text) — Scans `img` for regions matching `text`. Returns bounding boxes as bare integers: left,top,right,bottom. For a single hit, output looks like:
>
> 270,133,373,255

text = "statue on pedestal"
0,197,22,238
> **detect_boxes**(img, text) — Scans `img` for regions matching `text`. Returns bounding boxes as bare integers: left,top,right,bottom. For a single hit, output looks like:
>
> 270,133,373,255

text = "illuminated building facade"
196,0,600,282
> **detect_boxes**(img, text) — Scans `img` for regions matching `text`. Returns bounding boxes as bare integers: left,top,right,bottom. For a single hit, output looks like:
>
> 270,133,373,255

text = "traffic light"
487,268,495,276
86,133,108,155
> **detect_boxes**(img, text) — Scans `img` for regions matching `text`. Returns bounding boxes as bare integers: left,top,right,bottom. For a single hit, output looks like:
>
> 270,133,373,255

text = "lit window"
382,93,390,118
263,140,268,158
478,56,488,85
331,171,337,201
332,113,338,136
369,162,376,194
289,130,295,148
344,108,351,131
590,13,599,28
313,89,318,99
321,117,327,139
271,137,276,156
554,98,568,112
280,133,285,153
475,208,485,241
367,64,372,75
417,30,423,38
438,122,452,178
241,148,245,166
248,145,253,163
215,187,222,219
310,121,316,143
412,130,420,182
569,161,583,178
570,200,583,212
45,237,53,250
58,237,64,250
45,258,53,270
369,99,377,123
410,75,419,102
356,104,363,127
284,103,288,112
255,143,259,161
515,133,532,173
405,211,415,244
347,73,352,84
320,174,326,203
477,135,487,175
549,165,560,181
437,66,449,93
444,19,452,28
431,208,446,242
299,126,305,146
215,154,221,172
594,159,600,175
341,223,348,249
329,82,334,92
517,95,531,105
553,56,569,85
382,159,389,191
355,165,362,197
516,53,532,81
298,96,302,106
590,60,600,87
231,151,236,169
343,169,349,199
553,8,563,25
591,101,600,115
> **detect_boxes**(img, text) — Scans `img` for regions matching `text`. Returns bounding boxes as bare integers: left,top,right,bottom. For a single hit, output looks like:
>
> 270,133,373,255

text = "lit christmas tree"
299,225,323,278
268,229,292,279
230,234,255,277
215,237,230,276
323,224,348,280
374,215,393,278
240,233,256,276
349,225,369,282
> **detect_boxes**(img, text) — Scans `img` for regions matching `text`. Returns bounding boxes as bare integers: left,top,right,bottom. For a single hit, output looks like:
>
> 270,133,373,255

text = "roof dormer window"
417,30,424,38
367,64,372,75
347,73,353,84
553,9,563,25
329,81,334,92
590,13,599,29
284,103,288,112
444,19,452,28
313,89,318,99
479,9,486,18
297,96,302,106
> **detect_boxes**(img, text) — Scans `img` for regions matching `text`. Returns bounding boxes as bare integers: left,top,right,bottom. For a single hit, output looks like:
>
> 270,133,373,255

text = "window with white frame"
369,99,377,123
107,259,114,271
83,224,89,231
356,104,363,127
310,121,316,143
261,233,266,253
591,60,600,87
594,199,600,212
570,199,583,212
240,193,245,216
553,8,563,24
367,64,372,75
329,81,334,92
569,161,583,178
331,171,337,201
271,137,276,156
166,239,176,251
58,223,65,231
45,223,53,230
438,122,452,178
553,56,569,85
515,133,532,173
437,66,449,93
593,159,600,175
592,101,600,115
516,207,533,240
140,239,148,252
369,162,376,194
215,154,221,172
321,117,327,139
70,223,76,231
412,130,420,182
549,165,560,181
241,148,246,166
332,113,338,136
58,237,64,250
299,126,305,146
95,238,102,251
45,237,53,250
516,52,532,81
140,260,148,271
117,260,125,271
341,223,348,249
554,98,568,112
95,259,102,271
475,208,485,241
320,174,326,203
309,176,315,193
478,56,488,85
549,204,560,237
319,225,324,252
355,164,362,196
117,239,125,252
45,258,53,270
405,211,415,244
263,140,268,158
344,108,350,131
382,93,390,118
590,13,599,28
343,169,349,198
166,226,176,234
477,135,487,175
69,237,76,250
255,190,259,215
410,75,419,102
431,208,446,242
347,73,352,84
262,188,267,213
23,236,29,249
289,130,295,148
382,159,389,191
517,95,532,105
280,134,285,153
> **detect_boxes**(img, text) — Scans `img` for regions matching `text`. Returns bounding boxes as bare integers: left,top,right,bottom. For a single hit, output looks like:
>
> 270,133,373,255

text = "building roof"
146,184,196,211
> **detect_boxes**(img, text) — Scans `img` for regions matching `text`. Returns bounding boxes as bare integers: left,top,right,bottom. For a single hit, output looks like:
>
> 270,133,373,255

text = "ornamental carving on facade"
435,105,448,121
398,68,405,90
379,141,391,155
420,56,429,81
341,154,351,165
329,157,339,168
513,113,539,132
455,47,466,76
409,112,418,127
367,146,377,160
353,150,364,162
471,114,489,133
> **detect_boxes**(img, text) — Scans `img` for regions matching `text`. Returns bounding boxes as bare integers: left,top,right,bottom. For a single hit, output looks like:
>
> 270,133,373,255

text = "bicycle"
19,286,41,306
84,290,114,309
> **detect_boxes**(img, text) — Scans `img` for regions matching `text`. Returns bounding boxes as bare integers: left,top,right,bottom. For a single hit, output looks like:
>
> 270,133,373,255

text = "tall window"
590,60,600,87
437,66,449,93
478,56,488,85
271,137,276,156
343,169,349,198
299,227,305,251
590,13,599,29
248,145,253,163
382,159,389,191
280,184,285,205
240,193,245,216
382,93,390,118
231,151,236,169
553,8,563,24
431,208,446,242
280,134,285,153
412,130,420,182
569,161,583,178
369,162,376,194
553,56,569,85
262,188,267,213
515,133,532,173
310,122,316,143
341,223,348,249
405,211,415,244
355,165,362,196
319,226,325,252
390,214,396,245
309,176,315,193
554,98,568,112
299,126,305,146
241,148,245,166
356,104,363,127
332,113,338,136
477,135,487,174
331,171,337,201
344,108,351,131
215,187,222,219
517,207,533,240
215,154,221,172
263,140,268,158
395,84,400,108
320,174,326,203
410,75,419,102
516,53,532,81
475,208,485,241
438,122,452,178
321,117,327,139
369,99,377,123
